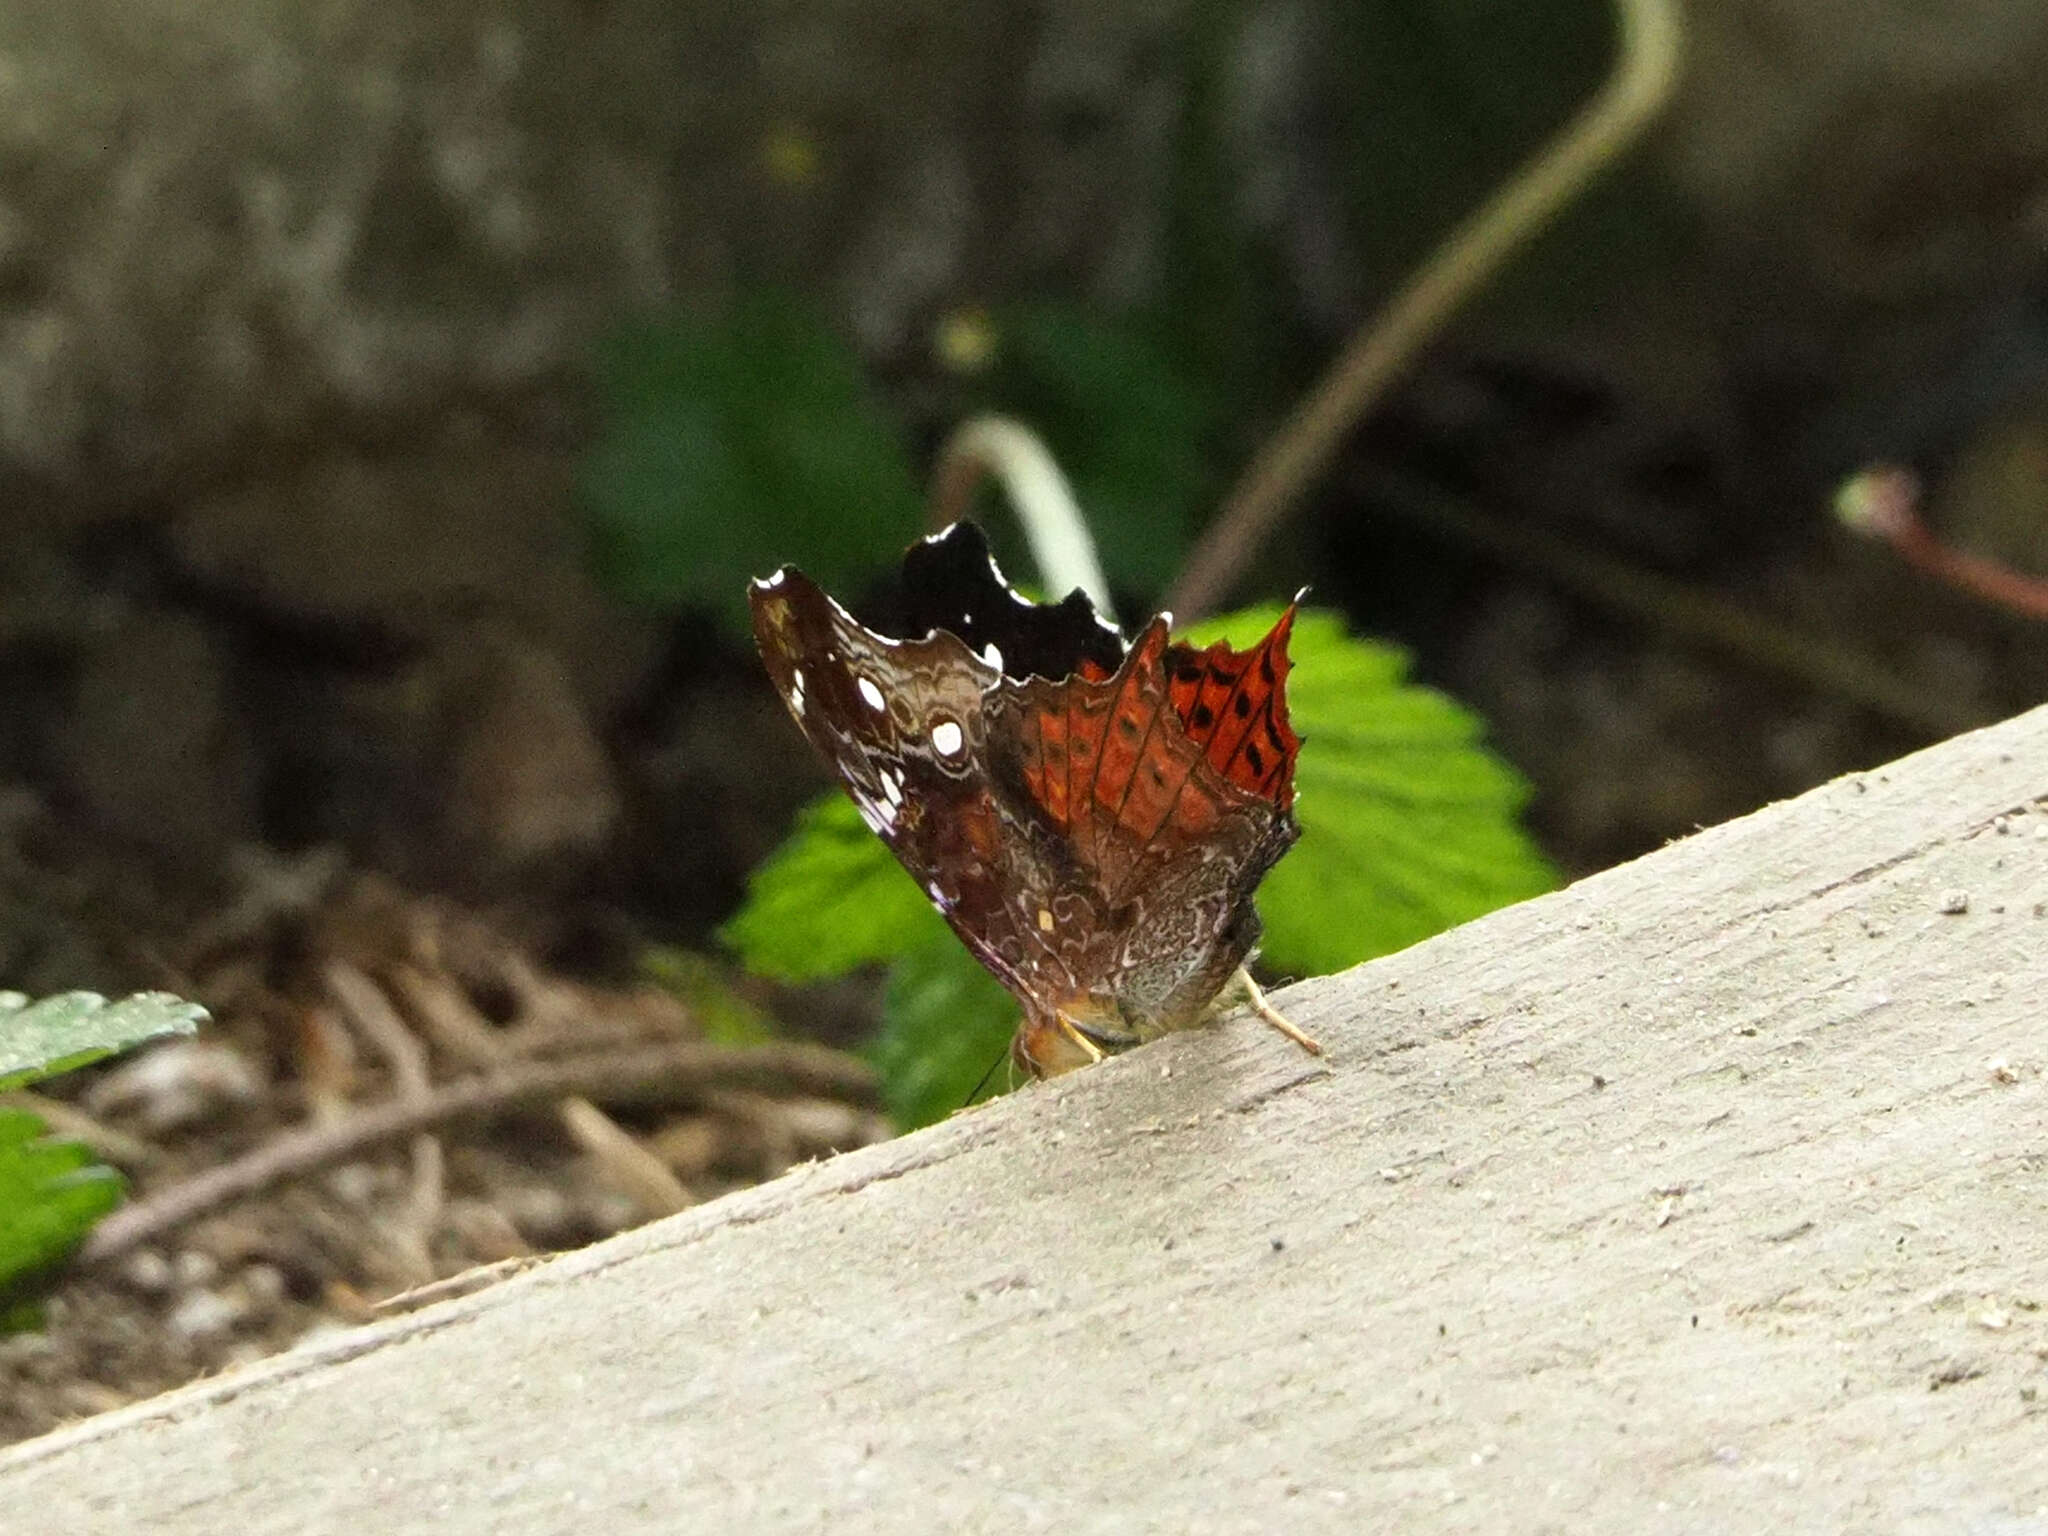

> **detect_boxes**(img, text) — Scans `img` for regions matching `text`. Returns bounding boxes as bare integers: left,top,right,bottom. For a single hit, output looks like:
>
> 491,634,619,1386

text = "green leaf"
0,989,207,1329
867,938,1018,1131
721,793,1022,1128
0,991,207,1092
0,1108,124,1326
1181,607,1558,978
580,288,925,630
720,793,952,983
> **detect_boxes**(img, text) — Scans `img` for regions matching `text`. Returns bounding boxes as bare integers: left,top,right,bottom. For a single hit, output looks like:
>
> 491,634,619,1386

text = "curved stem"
1837,465,2048,624
1168,0,1685,621
927,415,1118,622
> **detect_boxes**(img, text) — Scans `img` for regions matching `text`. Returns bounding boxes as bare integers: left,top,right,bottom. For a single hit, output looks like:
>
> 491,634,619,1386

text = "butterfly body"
749,522,1304,1078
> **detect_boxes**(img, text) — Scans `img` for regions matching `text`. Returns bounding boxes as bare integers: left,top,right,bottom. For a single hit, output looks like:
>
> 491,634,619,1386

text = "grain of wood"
3,707,2046,1533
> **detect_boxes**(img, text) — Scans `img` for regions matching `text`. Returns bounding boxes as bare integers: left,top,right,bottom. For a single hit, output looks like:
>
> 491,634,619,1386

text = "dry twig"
73,1039,876,1269
386,963,508,1065
555,1098,695,1217
369,1255,548,1317
325,962,443,1282
386,964,695,1220
1364,469,1988,739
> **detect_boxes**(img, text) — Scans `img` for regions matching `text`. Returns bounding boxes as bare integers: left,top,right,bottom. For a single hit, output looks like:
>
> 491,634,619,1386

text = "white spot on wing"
853,792,895,834
788,668,805,717
857,676,886,712
979,643,1003,672
931,719,964,756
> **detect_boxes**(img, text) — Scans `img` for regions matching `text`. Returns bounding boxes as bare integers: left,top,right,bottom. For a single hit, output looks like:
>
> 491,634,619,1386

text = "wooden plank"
3,706,2046,1533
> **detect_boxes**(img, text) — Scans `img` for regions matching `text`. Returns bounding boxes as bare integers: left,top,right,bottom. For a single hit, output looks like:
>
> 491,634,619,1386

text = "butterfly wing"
982,610,1301,1038
894,521,1125,683
751,527,1304,1077
1163,606,1300,810
749,565,1084,1009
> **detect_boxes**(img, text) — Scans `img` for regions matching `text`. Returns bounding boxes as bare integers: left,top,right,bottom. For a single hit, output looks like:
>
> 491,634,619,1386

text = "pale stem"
927,414,1119,622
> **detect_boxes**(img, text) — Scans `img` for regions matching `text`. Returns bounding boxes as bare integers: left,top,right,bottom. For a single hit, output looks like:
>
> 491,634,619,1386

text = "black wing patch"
889,522,1125,684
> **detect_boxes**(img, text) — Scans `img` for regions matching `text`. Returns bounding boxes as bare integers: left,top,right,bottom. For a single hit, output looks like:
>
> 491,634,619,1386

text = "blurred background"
4,0,2048,1442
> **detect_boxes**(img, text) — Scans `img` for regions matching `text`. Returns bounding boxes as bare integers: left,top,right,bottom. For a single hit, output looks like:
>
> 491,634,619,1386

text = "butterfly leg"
1223,967,1323,1057
1012,1012,1108,1078
1055,1012,1107,1064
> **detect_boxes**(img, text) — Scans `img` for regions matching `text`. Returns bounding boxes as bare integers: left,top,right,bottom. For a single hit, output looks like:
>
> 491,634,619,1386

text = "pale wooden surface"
3,707,2046,1533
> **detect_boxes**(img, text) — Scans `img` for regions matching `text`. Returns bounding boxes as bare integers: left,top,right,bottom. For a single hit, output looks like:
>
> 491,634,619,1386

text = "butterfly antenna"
960,1045,1010,1111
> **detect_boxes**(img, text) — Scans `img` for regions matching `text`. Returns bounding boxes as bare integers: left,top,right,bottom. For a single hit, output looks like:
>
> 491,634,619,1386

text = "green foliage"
0,990,206,1092
719,794,950,984
0,990,205,1330
724,608,1556,1128
716,798,1013,1129
1184,607,1557,977
869,936,1017,1131
580,286,1245,625
580,289,925,630
0,1110,124,1329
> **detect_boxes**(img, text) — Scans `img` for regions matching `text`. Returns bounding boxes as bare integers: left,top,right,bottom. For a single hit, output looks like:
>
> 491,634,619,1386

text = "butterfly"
749,522,1318,1077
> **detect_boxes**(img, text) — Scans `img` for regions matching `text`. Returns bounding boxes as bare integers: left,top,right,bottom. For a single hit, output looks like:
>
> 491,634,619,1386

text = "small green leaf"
868,939,1017,1131
582,397,756,607
581,289,924,630
720,793,951,983
0,991,207,1092
0,1108,125,1324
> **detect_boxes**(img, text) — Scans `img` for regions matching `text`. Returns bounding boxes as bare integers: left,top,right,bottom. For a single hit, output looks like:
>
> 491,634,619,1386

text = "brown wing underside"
748,567,1078,1004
